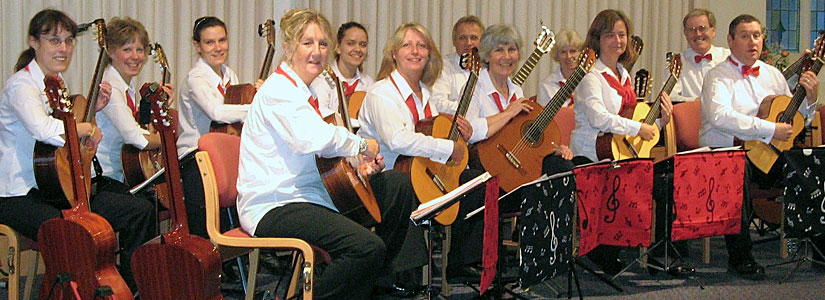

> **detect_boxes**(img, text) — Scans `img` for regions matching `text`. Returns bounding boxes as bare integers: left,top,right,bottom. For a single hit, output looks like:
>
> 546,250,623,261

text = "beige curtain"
2,0,708,100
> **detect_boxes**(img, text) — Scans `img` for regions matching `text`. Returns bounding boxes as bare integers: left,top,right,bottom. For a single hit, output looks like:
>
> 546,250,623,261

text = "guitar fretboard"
643,72,679,125
512,48,545,86
525,65,587,142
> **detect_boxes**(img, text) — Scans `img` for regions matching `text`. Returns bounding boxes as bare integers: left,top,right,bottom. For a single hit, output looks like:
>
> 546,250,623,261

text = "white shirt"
308,60,374,128
237,62,363,235
431,52,471,114
0,60,66,197
670,45,730,102
176,57,248,154
465,68,522,143
358,70,454,170
570,58,641,161
699,55,815,147
95,65,150,182
536,66,574,107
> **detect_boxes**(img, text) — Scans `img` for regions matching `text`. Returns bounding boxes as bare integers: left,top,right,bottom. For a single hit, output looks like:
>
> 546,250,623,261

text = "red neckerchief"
601,71,637,113
491,92,516,112
275,65,321,117
217,80,230,96
125,90,138,120
343,79,359,98
390,74,431,125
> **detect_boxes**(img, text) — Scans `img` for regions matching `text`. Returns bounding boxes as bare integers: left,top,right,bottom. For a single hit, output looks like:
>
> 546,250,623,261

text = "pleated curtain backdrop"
1,0,709,104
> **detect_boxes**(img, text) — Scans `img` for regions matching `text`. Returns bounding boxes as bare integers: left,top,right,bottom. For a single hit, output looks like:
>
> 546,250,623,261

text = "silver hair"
478,23,523,67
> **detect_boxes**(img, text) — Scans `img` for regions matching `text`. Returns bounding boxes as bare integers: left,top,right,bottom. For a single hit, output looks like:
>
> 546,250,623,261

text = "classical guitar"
121,43,171,209
315,64,381,227
211,19,276,135
596,53,682,160
745,37,825,174
394,49,480,225
783,31,824,80
37,75,132,300
633,69,653,102
34,19,106,208
131,80,223,300
511,25,555,86
624,35,644,73
478,48,597,192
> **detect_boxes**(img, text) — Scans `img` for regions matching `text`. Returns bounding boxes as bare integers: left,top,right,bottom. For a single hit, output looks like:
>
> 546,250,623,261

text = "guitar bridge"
497,144,527,175
426,168,448,194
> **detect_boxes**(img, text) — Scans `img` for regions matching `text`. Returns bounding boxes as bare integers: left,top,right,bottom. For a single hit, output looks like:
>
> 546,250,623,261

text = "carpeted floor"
3,233,824,299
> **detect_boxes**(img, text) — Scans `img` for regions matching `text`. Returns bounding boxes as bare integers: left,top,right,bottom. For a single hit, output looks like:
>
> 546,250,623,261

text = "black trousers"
0,188,157,291
254,170,414,300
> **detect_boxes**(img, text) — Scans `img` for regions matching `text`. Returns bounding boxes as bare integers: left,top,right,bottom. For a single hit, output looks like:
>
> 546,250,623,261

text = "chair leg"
286,251,304,300
6,231,20,300
22,252,37,300
441,226,451,296
780,199,788,259
703,237,711,264
244,249,259,300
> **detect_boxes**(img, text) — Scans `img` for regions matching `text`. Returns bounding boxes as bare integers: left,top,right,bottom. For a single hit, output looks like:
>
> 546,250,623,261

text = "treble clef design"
604,176,621,223
549,211,558,265
706,177,715,223
576,189,589,230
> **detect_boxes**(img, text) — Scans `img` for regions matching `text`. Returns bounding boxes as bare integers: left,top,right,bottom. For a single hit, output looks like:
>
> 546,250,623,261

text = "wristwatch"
358,138,368,155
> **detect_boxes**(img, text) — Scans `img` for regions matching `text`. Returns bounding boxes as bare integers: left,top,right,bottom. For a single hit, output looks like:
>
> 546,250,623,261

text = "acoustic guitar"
131,80,223,300
38,75,132,300
315,64,381,227
478,48,597,192
782,32,824,80
210,19,276,135
624,35,644,73
511,25,555,86
596,53,682,160
745,37,825,174
121,43,171,209
34,19,106,208
394,49,480,225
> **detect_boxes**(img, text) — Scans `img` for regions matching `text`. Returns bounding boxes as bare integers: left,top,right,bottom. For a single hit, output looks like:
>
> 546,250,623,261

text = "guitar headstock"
43,75,72,119
631,35,644,55
577,48,598,73
148,82,174,132
534,25,556,53
459,47,481,76
813,31,825,60
323,63,339,88
633,69,652,99
258,19,276,46
92,19,106,48
666,52,683,78
149,43,170,83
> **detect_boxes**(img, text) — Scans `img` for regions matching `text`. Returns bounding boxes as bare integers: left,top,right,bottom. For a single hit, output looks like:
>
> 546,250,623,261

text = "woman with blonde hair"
537,29,584,107
235,8,415,299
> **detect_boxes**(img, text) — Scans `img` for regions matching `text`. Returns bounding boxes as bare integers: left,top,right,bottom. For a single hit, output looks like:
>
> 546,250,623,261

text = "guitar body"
395,116,468,225
132,232,223,300
38,210,132,300
210,83,256,136
348,91,366,120
744,95,804,173
121,143,171,209
596,102,660,160
316,113,381,227
478,101,561,192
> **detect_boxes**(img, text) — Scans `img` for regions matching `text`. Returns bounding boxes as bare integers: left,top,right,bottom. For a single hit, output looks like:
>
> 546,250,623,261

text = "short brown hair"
278,8,335,66
106,17,150,53
683,8,717,30
452,15,484,43
728,14,761,39
583,9,637,65
376,23,442,87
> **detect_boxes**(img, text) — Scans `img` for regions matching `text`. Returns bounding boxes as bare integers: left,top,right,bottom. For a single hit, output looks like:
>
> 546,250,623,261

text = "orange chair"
554,106,576,146
0,225,39,300
197,132,327,300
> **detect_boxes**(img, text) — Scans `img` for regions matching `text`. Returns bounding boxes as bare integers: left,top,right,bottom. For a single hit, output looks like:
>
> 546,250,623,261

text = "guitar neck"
448,71,479,141
782,59,824,123
158,125,190,234
643,73,679,125
783,53,809,80
259,45,275,80
334,75,355,132
62,112,91,212
83,48,107,123
530,66,587,136
511,48,545,86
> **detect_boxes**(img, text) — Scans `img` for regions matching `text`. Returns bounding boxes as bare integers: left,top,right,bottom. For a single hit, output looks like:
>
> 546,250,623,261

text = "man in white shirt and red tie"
700,14,820,278
669,9,731,103
431,15,484,114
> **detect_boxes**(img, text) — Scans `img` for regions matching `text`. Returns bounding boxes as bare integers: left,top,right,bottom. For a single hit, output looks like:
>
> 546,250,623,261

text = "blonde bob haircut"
278,8,335,66
550,30,584,62
377,23,442,87
583,9,637,65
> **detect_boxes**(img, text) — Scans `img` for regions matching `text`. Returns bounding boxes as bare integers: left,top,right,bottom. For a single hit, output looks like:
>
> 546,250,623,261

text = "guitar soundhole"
520,120,544,147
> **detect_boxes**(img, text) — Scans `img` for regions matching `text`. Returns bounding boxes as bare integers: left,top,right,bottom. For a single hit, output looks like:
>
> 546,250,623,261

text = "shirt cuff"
468,118,488,144
431,138,455,164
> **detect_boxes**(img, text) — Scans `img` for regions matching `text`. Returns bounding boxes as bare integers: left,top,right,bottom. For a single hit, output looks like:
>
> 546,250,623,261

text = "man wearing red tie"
669,9,731,103
700,14,820,278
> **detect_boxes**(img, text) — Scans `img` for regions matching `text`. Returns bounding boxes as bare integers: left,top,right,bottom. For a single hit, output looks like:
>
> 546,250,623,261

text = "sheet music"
464,171,574,220
128,147,198,195
411,172,492,223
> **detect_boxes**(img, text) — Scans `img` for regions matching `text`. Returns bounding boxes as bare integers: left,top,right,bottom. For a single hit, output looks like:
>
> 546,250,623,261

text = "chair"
197,132,327,300
0,225,39,300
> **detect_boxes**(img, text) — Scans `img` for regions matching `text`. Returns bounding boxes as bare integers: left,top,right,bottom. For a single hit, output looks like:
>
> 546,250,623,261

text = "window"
767,0,800,52
813,0,825,46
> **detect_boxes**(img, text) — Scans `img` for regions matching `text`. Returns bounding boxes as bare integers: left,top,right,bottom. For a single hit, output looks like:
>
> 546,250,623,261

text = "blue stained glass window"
814,1,825,49
766,0,800,52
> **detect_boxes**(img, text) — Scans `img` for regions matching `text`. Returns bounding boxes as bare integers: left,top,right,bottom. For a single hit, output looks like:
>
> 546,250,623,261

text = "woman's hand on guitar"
447,141,465,165
358,155,385,177
78,123,102,150
553,144,574,160
95,81,112,112
799,71,819,104
773,123,794,141
254,79,265,90
659,92,673,126
637,123,657,141
504,97,534,119
160,83,175,98
454,115,473,142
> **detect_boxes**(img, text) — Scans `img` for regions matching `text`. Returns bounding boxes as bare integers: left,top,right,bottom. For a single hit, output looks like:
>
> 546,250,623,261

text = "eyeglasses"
684,25,709,34
41,36,76,47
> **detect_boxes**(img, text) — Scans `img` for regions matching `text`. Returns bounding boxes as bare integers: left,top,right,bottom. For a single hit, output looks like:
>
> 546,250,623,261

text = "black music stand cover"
783,148,825,238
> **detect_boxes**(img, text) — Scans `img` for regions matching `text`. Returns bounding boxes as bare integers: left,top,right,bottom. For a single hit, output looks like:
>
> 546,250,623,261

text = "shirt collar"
332,61,361,83
549,66,566,83
479,67,517,100
279,62,316,99
196,57,230,86
592,57,630,84
25,59,48,94
390,69,429,105
105,65,133,94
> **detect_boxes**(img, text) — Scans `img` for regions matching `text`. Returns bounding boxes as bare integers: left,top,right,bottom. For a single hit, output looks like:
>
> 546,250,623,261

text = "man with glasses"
669,8,731,103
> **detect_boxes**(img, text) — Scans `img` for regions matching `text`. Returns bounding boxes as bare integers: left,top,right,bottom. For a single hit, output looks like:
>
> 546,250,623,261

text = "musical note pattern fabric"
783,148,825,238
517,173,576,289
573,160,653,256
669,151,745,241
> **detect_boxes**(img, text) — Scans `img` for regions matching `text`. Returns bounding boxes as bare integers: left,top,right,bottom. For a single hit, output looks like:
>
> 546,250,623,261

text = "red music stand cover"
573,159,653,256
666,150,745,241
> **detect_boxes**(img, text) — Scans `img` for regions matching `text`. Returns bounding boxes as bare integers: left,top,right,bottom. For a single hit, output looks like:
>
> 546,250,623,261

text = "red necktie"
125,90,138,120
694,53,712,63
218,81,230,96
404,95,432,125
343,80,359,98
559,81,574,104
491,92,515,112
308,96,322,117
601,72,637,113
742,65,760,77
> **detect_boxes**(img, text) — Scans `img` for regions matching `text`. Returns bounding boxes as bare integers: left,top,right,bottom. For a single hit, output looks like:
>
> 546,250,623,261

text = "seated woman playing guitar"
235,9,415,299
570,9,673,276
309,21,375,126
0,9,156,292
